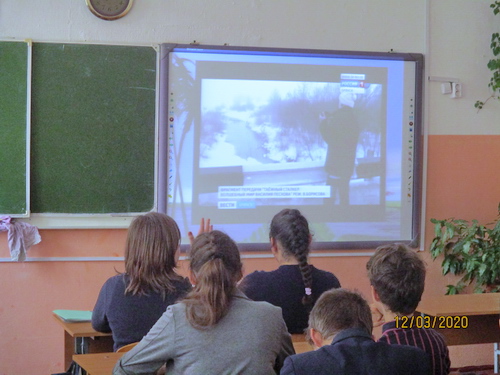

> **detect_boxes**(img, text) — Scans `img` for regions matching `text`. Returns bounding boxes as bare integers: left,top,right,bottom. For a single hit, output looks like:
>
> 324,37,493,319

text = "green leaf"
430,238,442,259
453,240,464,254
446,285,457,295
442,258,451,275
462,241,471,254
444,222,456,239
449,259,458,275
479,263,488,276
433,221,442,238
473,285,485,293
468,260,481,273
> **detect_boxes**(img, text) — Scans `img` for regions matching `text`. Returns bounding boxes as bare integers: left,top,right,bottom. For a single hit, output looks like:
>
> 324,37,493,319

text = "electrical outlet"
451,82,462,98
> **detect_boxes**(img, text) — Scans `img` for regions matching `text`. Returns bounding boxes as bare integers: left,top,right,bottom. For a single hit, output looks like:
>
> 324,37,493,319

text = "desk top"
291,333,313,353
73,352,123,375
73,345,311,375
53,313,112,338
293,341,314,354
417,292,500,316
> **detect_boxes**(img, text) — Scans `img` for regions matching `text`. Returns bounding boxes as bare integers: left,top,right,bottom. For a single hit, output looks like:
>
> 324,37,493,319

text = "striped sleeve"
379,327,450,375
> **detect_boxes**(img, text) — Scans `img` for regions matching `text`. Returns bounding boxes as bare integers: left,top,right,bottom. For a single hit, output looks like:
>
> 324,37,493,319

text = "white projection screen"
158,44,424,251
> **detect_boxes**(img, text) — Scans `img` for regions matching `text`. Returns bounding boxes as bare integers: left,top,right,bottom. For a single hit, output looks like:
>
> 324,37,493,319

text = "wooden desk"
291,333,314,353
71,338,311,375
53,313,114,370
293,341,314,353
73,352,123,375
416,293,500,346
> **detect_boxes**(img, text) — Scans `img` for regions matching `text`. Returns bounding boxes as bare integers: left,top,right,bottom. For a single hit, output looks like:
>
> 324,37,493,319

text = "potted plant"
475,1,500,111
429,203,500,294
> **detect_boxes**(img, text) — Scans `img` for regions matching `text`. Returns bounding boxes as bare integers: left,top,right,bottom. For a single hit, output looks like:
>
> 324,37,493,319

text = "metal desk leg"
494,343,500,374
74,337,89,375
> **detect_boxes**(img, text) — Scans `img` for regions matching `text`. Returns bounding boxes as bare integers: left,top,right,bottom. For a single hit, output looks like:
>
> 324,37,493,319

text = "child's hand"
188,218,213,245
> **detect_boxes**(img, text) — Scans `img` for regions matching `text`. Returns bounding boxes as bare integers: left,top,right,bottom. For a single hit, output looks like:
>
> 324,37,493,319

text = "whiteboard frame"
159,43,425,250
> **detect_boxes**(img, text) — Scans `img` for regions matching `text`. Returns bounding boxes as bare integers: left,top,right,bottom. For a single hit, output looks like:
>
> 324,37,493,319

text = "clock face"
86,0,133,20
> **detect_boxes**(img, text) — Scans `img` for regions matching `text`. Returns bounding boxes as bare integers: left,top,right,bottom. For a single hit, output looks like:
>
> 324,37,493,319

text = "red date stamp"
395,315,469,329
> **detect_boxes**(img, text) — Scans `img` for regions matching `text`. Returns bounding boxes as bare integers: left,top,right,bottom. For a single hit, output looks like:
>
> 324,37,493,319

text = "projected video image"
197,79,384,216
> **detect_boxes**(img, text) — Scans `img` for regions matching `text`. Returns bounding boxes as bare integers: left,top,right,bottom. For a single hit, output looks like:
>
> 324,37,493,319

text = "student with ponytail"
240,208,341,333
114,230,294,375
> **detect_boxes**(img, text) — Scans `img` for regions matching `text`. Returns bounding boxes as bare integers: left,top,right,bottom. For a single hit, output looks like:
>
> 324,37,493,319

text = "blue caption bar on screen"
217,201,256,209
238,201,256,209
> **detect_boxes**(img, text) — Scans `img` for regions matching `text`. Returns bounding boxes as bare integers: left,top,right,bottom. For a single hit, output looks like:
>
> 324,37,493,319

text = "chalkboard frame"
0,40,31,217
1,42,161,229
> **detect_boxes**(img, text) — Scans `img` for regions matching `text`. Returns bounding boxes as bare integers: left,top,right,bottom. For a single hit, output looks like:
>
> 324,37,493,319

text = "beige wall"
2,133,500,373
2,134,500,373
1,0,499,373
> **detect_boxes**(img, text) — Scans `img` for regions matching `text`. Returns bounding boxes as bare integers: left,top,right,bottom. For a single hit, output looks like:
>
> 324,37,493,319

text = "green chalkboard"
31,43,157,213
0,41,29,216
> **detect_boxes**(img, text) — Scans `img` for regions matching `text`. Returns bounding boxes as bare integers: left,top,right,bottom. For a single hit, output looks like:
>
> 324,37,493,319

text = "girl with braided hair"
114,229,294,375
240,208,341,333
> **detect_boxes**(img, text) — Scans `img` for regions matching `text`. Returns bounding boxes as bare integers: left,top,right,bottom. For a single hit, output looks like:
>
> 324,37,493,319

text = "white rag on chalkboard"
0,216,41,261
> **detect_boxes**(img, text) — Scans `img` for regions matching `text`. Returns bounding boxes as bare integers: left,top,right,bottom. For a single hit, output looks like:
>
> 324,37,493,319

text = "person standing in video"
320,91,360,207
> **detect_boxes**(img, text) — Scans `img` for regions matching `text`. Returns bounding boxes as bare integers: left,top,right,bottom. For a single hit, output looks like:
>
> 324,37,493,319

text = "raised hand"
188,218,213,245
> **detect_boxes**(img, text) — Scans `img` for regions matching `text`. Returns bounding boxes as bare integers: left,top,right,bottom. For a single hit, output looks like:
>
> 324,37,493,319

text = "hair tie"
305,287,312,296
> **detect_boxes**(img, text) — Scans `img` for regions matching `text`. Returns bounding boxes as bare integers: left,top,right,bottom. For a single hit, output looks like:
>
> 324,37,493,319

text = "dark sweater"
281,328,432,375
91,274,191,350
240,265,341,333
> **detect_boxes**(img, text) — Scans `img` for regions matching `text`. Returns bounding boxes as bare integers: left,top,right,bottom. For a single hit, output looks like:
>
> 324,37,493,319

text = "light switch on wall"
441,82,452,94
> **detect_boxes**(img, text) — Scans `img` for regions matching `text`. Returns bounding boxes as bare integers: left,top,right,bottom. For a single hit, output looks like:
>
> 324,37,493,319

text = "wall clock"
86,0,134,21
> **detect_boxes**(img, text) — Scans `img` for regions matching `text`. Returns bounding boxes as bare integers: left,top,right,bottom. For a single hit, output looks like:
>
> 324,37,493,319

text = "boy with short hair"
367,243,450,375
280,288,431,375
